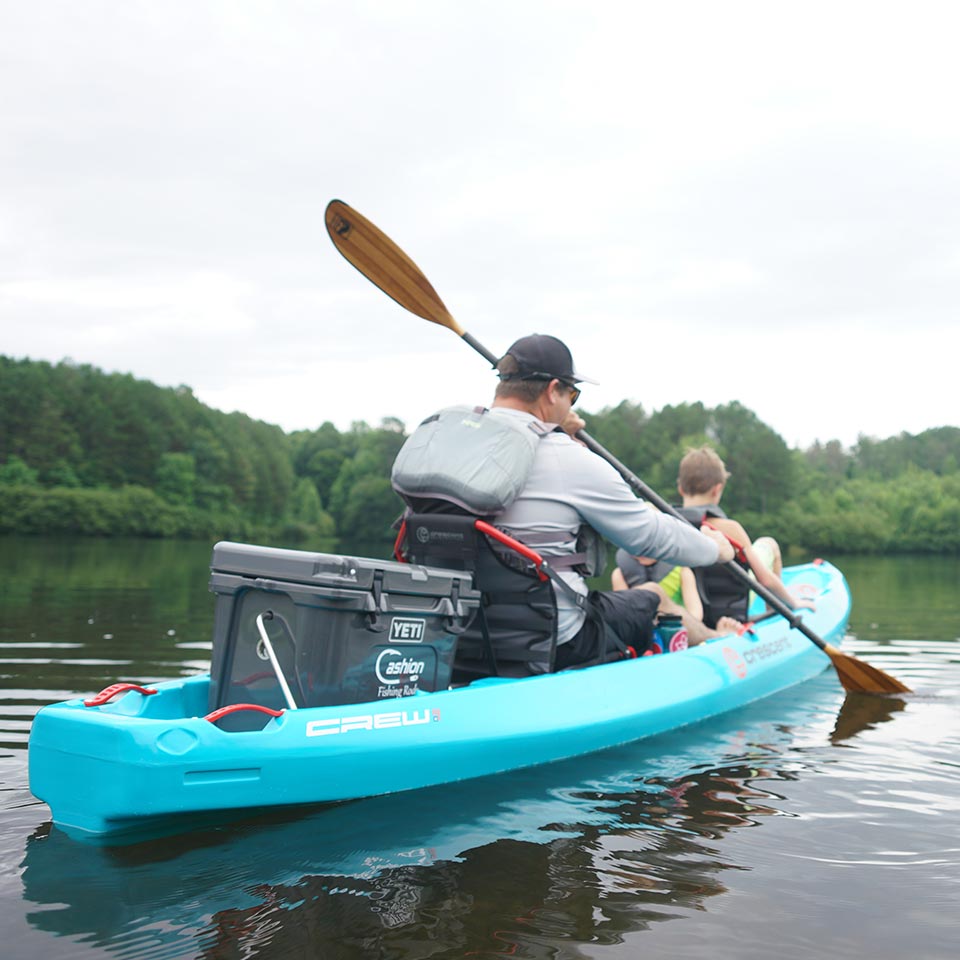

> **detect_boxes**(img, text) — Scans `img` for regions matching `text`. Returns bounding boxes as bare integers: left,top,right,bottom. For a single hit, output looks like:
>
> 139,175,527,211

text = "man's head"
494,334,595,407
677,445,731,500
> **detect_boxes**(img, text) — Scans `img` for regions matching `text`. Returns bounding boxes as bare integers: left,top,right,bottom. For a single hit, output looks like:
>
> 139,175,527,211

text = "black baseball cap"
497,334,598,385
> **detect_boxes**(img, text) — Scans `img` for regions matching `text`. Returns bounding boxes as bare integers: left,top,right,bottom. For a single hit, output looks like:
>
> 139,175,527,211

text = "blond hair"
678,445,731,495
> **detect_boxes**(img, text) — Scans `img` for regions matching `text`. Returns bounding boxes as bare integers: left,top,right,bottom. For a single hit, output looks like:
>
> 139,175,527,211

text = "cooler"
207,541,480,718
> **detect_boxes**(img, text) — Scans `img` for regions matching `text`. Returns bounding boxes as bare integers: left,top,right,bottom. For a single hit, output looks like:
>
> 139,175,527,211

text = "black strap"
485,542,586,609
484,591,555,619
546,552,589,571
475,605,500,676
538,560,587,610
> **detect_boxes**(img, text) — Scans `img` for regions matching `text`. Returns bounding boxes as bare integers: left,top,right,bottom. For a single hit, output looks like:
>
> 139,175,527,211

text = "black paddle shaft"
461,332,499,367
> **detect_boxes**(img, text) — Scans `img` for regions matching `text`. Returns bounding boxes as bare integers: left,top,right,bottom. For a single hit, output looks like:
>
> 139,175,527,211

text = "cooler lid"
210,541,479,598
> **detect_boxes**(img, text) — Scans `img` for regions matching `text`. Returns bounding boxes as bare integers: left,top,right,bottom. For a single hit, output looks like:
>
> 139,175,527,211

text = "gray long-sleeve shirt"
491,407,719,643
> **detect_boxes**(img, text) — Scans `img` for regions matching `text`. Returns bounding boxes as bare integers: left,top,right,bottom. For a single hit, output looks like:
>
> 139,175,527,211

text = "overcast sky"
2,1,957,450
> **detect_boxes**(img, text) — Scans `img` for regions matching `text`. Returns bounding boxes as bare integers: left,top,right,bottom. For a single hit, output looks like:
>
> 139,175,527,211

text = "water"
1,538,958,959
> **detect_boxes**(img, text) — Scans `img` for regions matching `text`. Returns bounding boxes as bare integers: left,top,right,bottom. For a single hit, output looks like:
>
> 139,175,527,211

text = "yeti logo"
389,618,426,642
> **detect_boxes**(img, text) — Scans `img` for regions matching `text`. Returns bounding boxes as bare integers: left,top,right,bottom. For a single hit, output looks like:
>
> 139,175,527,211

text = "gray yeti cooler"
208,541,479,718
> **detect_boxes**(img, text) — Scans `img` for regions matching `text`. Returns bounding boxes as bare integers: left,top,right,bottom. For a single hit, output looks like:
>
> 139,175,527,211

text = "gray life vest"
392,405,605,577
391,406,552,516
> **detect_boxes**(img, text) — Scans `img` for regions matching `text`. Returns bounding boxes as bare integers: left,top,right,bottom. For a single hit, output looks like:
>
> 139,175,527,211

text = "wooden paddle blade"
824,644,911,694
325,200,464,335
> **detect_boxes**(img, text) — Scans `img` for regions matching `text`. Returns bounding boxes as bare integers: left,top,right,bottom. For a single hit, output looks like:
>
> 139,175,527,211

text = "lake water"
1,538,958,959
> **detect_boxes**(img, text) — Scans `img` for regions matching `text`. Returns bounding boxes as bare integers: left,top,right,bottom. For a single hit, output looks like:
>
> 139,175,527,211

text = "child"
612,549,742,645
675,445,815,627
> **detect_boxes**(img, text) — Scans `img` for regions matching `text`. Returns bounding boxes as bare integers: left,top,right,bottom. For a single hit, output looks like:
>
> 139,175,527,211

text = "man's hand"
701,526,735,563
559,410,586,438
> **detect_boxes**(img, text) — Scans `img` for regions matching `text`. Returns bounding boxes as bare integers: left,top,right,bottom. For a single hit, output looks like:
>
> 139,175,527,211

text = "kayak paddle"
324,200,499,367
323,199,910,695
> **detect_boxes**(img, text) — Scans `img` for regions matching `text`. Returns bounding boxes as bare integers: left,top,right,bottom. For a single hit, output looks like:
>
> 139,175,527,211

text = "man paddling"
478,334,735,669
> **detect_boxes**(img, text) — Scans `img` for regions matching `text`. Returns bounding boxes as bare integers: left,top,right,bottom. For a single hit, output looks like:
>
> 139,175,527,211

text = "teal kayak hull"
28,560,850,841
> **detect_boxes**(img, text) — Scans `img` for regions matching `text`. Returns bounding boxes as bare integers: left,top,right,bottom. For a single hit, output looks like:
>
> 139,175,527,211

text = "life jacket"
392,405,603,575
391,405,549,516
675,504,750,627
614,550,682,602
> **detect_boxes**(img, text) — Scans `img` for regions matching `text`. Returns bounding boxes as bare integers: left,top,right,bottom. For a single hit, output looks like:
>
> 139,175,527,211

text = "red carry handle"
204,703,285,724
84,683,158,707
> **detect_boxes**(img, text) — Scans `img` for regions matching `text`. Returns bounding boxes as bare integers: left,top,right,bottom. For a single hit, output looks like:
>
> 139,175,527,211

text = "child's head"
678,445,731,497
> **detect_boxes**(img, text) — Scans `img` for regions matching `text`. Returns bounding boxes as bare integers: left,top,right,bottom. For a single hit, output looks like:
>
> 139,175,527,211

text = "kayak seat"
674,505,751,628
688,564,751,628
399,512,559,681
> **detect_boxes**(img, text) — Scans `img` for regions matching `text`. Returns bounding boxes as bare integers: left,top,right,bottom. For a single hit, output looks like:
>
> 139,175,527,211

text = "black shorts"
554,588,660,670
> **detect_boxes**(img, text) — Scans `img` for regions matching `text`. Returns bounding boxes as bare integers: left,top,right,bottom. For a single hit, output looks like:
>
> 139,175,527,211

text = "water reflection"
21,677,883,960
830,692,907,744
0,537,215,751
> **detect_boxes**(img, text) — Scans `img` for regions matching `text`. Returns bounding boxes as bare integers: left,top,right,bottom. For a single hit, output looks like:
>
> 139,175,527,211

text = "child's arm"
680,567,703,619
743,542,815,610
712,518,815,611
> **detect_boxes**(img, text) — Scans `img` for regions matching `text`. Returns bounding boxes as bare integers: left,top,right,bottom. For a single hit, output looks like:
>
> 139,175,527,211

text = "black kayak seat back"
399,512,558,680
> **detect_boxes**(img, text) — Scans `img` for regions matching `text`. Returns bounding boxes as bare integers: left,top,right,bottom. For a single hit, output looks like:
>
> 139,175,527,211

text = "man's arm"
560,441,731,566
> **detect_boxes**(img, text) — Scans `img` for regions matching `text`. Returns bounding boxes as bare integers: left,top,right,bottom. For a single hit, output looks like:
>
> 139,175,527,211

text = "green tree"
336,475,403,542
289,476,325,526
0,455,39,486
581,400,649,473
710,402,795,515
156,452,197,505
292,422,348,505
3,352,958,553
327,423,406,541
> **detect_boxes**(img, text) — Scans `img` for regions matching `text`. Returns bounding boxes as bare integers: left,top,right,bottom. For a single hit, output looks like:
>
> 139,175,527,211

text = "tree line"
1,356,958,554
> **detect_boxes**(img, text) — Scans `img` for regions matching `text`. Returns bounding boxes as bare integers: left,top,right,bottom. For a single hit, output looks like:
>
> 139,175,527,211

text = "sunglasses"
518,372,581,406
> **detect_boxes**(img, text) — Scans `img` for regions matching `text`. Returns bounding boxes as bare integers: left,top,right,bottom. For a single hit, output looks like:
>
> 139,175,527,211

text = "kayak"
27,550,851,842
25,676,869,946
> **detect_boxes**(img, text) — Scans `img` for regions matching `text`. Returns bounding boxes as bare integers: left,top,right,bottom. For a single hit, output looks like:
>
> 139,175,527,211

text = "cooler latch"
364,569,388,632
439,578,470,635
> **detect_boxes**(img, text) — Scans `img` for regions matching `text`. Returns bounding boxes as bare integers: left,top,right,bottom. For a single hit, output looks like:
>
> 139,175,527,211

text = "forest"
1,355,958,554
